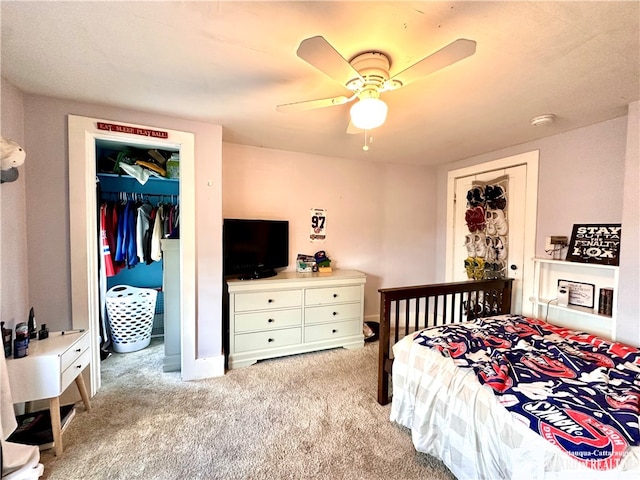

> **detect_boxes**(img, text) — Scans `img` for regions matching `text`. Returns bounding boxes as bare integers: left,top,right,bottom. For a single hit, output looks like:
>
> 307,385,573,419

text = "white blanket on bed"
390,332,640,480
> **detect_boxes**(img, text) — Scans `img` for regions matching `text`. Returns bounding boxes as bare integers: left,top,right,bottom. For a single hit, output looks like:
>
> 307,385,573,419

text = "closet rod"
100,191,179,203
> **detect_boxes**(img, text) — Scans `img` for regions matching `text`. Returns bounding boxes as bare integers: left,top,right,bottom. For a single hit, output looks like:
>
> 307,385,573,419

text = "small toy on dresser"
314,251,332,273
296,254,316,273
296,251,333,272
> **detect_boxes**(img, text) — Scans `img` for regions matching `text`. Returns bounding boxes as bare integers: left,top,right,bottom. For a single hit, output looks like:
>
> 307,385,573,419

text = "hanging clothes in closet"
100,194,179,277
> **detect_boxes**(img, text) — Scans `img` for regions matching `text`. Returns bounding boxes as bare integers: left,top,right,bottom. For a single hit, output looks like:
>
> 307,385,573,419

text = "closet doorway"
96,139,180,373
68,115,196,395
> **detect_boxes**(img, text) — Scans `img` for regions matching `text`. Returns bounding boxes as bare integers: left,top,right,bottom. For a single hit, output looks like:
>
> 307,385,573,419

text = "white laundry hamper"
106,285,157,353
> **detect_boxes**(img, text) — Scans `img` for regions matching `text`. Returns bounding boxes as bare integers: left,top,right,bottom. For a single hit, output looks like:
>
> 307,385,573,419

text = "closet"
95,139,181,372
69,115,203,394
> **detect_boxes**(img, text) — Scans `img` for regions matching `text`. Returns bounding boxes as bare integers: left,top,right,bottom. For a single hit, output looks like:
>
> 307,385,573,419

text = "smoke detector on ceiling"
530,114,556,126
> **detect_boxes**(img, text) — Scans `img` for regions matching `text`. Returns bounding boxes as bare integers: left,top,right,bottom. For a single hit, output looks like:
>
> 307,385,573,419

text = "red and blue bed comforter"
414,315,640,470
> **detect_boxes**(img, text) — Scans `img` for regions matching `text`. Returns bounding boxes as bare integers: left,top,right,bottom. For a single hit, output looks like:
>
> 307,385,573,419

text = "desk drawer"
305,320,361,343
305,285,361,306
235,290,302,312
61,333,91,372
234,328,301,353
235,309,302,333
61,348,91,391
305,303,362,325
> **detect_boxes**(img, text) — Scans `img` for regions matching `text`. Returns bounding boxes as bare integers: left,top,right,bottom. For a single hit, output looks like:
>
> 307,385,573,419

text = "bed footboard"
377,278,513,405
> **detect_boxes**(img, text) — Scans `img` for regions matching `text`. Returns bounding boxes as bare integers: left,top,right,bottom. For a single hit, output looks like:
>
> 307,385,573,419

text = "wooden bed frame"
377,278,514,405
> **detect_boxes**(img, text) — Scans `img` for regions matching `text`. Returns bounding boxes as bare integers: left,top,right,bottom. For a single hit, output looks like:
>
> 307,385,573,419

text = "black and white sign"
558,279,595,309
309,208,327,243
566,224,621,266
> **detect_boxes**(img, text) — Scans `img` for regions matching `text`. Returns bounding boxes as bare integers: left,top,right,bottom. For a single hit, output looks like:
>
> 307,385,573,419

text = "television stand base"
238,268,277,280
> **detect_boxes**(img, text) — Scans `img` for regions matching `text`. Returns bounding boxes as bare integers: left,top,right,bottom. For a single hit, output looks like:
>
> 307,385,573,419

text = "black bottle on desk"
28,306,37,340
1,321,11,357
38,323,49,340
14,322,29,358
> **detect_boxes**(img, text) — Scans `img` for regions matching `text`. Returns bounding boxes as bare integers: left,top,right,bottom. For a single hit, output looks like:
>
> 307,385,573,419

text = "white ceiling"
1,1,638,166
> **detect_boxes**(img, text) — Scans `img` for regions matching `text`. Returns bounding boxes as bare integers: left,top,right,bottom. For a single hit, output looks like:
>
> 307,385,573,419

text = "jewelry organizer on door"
96,141,180,363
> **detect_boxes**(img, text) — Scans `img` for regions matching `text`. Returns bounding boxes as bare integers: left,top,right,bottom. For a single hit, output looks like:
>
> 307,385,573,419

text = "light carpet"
40,339,455,480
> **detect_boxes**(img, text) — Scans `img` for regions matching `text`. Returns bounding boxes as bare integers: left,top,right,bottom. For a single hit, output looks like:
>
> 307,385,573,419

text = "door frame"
68,115,196,394
445,150,539,315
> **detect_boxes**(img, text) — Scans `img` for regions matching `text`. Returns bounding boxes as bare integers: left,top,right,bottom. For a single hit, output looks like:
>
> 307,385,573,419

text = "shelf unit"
97,172,178,197
161,239,180,372
530,257,618,339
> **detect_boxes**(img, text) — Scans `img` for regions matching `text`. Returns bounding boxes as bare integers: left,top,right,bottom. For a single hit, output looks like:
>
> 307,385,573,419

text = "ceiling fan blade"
346,120,361,135
277,95,352,113
296,36,363,86
388,39,476,89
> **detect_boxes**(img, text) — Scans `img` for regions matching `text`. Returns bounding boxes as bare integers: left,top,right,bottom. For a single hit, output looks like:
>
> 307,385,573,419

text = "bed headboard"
377,278,514,405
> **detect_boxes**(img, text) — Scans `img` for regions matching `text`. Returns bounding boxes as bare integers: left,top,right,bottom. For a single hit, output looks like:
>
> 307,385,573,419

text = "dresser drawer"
61,348,91,390
234,327,302,353
61,332,91,372
234,290,302,312
305,302,362,324
305,285,361,305
305,320,362,343
234,309,302,333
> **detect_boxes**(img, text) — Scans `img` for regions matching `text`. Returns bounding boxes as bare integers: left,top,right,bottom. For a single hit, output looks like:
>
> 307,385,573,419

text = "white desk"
6,330,92,456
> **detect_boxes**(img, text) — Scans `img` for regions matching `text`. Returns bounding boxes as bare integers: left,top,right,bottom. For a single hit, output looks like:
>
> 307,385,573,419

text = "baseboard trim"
183,354,225,380
364,313,380,324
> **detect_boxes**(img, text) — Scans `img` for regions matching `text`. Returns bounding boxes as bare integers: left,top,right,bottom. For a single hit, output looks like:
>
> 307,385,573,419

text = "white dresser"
227,269,366,369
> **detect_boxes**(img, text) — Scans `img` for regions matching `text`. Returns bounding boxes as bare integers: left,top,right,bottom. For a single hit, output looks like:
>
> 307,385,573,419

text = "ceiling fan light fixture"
350,97,388,130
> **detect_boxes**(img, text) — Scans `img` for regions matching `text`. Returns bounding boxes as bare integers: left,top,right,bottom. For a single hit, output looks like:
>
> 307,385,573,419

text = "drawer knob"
268,318,275,323
75,348,82,352
268,338,274,343
76,364,82,369
332,329,338,334
268,299,274,303
332,311,338,316
333,293,338,298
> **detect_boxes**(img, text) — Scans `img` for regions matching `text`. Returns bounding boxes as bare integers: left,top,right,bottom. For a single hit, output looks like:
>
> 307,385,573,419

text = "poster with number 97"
310,208,327,243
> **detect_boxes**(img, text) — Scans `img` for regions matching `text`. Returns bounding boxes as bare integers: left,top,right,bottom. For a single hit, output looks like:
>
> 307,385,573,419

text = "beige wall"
435,116,627,262
617,101,640,346
3,73,636,366
435,113,638,346
0,79,29,328
18,90,223,359
222,143,437,319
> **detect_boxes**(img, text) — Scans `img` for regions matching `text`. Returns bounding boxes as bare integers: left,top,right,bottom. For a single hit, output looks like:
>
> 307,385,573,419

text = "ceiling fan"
277,36,477,132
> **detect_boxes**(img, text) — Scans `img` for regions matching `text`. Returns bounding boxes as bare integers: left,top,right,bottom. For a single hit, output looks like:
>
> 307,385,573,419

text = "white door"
446,151,539,315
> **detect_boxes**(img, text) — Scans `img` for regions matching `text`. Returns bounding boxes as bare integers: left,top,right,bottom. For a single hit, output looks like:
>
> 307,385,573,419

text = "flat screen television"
223,219,289,280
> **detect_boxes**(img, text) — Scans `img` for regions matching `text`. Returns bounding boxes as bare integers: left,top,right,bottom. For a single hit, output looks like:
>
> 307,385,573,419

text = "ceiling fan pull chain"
363,129,369,151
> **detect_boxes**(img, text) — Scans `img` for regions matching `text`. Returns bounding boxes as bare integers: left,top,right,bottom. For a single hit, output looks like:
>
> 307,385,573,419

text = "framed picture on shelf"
566,223,622,266
558,279,595,309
